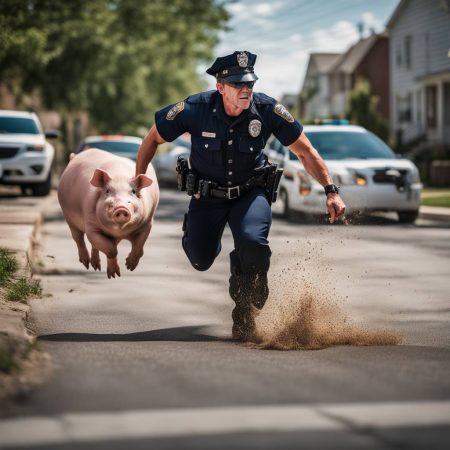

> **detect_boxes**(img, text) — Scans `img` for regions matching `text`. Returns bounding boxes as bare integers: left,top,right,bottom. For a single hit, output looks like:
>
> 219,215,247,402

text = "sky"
201,0,400,100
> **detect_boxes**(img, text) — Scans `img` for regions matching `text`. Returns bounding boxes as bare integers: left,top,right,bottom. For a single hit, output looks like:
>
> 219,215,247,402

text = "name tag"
202,132,216,138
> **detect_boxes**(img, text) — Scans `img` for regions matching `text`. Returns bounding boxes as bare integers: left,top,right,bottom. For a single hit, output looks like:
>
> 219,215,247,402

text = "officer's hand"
326,193,346,224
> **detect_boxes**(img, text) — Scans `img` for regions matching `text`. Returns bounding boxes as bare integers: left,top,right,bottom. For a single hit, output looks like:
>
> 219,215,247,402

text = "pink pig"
58,148,159,278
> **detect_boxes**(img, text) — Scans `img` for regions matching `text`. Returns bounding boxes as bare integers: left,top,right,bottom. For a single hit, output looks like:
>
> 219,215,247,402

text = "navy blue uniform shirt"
155,90,303,186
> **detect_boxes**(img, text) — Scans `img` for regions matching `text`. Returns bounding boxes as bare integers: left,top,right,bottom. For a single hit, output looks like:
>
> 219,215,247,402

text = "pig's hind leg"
68,225,90,269
126,224,152,271
90,247,101,271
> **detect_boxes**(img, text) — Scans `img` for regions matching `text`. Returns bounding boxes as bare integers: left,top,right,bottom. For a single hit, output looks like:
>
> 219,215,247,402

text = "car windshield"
80,141,140,154
306,131,396,160
0,117,40,134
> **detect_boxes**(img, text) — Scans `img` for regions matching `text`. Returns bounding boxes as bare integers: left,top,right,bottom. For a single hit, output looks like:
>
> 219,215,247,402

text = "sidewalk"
419,205,450,222
0,190,56,403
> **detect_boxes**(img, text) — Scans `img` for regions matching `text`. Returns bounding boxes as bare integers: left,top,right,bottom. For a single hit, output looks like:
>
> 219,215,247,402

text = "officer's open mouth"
240,96,249,100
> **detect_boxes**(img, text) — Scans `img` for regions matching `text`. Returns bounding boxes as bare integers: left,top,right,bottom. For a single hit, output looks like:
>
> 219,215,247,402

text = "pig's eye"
106,188,110,194
132,189,136,195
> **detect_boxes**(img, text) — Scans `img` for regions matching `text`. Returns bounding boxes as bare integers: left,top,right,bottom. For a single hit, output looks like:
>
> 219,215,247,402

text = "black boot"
229,247,270,341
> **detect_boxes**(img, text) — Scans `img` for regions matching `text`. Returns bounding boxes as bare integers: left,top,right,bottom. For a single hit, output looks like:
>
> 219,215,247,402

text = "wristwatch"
324,184,340,195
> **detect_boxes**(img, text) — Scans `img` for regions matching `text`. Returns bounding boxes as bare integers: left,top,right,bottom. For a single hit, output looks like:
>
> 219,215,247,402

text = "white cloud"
361,11,384,35
310,20,359,52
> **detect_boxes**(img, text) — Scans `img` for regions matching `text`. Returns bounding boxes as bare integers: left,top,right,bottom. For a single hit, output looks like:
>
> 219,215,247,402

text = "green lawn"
421,188,450,207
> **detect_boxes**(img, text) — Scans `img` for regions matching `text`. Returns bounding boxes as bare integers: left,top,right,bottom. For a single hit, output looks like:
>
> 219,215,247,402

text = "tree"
346,79,389,142
0,0,229,134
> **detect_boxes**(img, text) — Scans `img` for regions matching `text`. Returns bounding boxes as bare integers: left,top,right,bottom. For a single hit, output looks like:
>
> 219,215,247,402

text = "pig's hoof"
125,255,139,271
107,262,121,279
80,259,90,269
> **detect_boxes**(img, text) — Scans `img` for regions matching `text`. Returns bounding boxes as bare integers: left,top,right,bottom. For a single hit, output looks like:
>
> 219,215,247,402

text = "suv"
269,125,422,223
0,110,57,196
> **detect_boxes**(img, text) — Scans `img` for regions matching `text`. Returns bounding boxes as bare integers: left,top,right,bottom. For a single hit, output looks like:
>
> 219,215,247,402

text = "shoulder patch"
274,103,294,123
166,101,185,120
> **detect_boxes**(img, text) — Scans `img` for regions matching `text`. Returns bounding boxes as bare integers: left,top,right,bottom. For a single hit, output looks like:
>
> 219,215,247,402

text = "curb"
419,206,450,223
0,192,55,404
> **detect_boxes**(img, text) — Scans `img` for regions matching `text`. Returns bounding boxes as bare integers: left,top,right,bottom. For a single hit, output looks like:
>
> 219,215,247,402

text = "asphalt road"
1,188,450,449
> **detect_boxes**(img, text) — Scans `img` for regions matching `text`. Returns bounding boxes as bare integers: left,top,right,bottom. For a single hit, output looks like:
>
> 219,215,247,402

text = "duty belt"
198,182,254,200
176,156,283,204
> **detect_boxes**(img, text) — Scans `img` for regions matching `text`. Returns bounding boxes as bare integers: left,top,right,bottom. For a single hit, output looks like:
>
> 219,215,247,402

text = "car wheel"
278,189,290,218
397,210,419,223
31,172,52,197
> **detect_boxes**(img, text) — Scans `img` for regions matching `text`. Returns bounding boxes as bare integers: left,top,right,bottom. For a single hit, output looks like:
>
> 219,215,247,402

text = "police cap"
206,51,258,83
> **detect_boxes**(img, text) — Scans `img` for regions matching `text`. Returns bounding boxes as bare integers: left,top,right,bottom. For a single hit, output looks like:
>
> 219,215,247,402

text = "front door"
444,82,450,144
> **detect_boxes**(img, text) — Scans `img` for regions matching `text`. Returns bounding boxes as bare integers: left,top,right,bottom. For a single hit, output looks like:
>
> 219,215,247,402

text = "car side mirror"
45,130,60,139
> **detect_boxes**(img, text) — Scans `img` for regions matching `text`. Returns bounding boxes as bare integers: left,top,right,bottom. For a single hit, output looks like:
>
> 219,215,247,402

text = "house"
329,32,390,122
280,93,299,117
387,0,450,147
299,53,341,120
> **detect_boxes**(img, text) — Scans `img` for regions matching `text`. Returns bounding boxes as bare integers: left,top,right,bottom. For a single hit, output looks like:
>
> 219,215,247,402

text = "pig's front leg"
86,229,120,279
126,224,152,271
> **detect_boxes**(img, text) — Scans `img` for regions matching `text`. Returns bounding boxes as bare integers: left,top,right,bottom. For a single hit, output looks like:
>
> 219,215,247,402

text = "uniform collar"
212,92,254,128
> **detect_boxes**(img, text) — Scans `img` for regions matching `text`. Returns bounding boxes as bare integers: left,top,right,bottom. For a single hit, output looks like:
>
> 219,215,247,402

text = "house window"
397,92,412,123
426,85,437,129
396,44,402,67
416,89,423,129
404,36,412,69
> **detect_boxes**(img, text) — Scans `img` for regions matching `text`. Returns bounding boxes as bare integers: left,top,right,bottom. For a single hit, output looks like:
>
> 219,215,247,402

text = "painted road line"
0,401,449,448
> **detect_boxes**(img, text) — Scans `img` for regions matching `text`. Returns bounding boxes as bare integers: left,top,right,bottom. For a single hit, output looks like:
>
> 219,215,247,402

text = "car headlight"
26,144,45,152
406,166,421,184
297,169,312,196
337,170,368,186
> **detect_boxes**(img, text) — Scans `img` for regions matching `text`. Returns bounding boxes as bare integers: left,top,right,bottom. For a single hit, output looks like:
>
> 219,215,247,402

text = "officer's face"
217,81,253,115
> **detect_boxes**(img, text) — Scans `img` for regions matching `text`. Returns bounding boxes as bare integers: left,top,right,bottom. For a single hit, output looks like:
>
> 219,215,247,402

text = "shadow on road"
38,325,229,343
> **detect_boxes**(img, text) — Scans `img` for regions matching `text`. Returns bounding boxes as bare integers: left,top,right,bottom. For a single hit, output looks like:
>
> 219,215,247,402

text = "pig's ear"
133,174,153,190
90,169,112,188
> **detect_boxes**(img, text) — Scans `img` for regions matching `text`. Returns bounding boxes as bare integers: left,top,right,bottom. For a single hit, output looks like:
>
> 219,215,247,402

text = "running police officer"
136,51,346,341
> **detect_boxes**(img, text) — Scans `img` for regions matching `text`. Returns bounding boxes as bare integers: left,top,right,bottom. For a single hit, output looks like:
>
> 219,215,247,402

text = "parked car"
269,125,422,223
77,135,142,160
0,110,57,196
152,134,191,185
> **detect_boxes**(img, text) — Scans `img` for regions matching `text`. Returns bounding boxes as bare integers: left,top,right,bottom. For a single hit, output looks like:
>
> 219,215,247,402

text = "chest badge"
248,119,262,137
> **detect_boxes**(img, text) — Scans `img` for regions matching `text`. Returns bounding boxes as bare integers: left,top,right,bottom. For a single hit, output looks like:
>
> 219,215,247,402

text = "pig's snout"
112,206,131,224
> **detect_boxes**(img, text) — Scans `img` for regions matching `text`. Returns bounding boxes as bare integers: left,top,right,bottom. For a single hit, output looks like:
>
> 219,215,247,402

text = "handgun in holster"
255,162,283,205
176,156,189,191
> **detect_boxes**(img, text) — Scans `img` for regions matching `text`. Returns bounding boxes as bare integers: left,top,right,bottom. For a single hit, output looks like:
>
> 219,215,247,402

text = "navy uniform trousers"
182,187,272,311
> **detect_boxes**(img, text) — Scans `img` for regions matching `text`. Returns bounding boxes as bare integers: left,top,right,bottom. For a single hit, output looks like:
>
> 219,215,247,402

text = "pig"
57,148,159,278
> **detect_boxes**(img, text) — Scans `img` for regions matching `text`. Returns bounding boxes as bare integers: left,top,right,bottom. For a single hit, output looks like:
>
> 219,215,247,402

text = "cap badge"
166,101,185,120
237,51,248,68
248,119,262,137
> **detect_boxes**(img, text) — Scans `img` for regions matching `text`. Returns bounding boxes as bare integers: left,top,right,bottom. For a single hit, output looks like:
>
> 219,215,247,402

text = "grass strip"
0,248,18,286
421,197,450,208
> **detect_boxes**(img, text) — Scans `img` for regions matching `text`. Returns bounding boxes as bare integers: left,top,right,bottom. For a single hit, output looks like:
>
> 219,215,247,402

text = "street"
1,188,450,449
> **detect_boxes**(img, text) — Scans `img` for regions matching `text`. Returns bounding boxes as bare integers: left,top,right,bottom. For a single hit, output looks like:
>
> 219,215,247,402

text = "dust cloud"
250,237,401,350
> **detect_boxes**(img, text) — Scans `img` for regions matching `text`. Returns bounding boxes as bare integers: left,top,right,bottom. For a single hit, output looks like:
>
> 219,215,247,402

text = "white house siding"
390,0,450,145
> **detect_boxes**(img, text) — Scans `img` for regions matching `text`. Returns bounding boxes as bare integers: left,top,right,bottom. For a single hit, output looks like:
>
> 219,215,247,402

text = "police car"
77,135,142,160
0,110,57,196
269,124,422,223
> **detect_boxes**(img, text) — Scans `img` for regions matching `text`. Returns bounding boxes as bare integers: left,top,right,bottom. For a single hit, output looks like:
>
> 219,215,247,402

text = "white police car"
269,124,422,223
0,110,57,196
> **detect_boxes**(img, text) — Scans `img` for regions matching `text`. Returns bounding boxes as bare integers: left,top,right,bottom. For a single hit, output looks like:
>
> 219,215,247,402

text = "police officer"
136,51,346,341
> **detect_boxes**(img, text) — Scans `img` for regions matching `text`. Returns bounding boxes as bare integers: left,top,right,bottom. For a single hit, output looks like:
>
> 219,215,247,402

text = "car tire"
397,210,419,223
278,189,300,221
31,172,52,197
